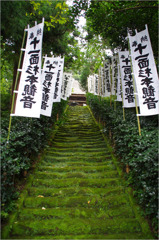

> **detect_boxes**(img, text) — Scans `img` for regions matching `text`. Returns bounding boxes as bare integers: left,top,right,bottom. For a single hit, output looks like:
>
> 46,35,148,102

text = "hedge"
1,100,67,221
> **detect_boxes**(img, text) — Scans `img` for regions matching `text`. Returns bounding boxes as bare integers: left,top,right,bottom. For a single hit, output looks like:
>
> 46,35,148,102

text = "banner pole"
110,64,112,107
127,34,141,136
7,28,27,142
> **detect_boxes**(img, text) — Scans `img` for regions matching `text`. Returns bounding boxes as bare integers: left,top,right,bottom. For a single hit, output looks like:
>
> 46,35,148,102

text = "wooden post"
126,164,130,174
110,63,112,107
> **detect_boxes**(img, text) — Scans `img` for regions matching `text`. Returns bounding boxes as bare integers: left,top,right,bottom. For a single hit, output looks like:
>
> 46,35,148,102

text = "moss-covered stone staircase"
3,106,153,239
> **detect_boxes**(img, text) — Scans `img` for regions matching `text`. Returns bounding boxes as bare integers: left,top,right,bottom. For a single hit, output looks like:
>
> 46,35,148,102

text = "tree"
1,0,78,106
85,0,158,58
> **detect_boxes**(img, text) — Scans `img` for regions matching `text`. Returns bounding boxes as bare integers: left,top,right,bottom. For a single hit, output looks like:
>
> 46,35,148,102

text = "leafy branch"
116,6,158,12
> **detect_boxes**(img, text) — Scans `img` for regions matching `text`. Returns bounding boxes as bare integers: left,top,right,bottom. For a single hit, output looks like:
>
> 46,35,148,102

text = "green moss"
9,233,153,239
37,163,116,173
4,106,154,239
31,177,121,189
28,185,125,198
34,170,118,180
11,218,142,237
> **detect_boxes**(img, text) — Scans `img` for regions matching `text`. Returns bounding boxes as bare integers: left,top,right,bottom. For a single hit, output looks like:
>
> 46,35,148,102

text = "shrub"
1,100,67,221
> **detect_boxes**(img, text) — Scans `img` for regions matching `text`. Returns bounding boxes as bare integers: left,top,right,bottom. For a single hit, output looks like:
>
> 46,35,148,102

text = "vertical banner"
14,22,44,118
103,61,111,97
111,56,118,96
118,51,136,108
68,77,74,97
94,74,99,95
40,57,59,117
53,57,64,102
128,25,159,116
116,64,122,102
87,76,91,93
61,73,72,100
99,67,103,97
101,67,106,97
88,75,95,94
98,67,102,96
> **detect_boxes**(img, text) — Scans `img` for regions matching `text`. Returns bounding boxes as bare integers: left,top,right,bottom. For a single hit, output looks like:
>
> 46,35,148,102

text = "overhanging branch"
116,6,158,12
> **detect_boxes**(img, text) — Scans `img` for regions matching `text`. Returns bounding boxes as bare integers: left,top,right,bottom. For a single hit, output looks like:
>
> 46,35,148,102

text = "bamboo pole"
110,63,112,107
127,33,141,136
7,28,27,142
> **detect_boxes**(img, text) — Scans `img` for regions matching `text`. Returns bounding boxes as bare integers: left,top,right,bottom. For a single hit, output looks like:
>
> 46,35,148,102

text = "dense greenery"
85,1,158,57
69,0,158,89
86,93,158,234
1,100,67,221
1,0,80,98
1,1,158,236
79,35,109,91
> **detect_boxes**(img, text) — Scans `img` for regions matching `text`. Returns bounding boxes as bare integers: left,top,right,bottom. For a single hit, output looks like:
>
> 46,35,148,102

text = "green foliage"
86,93,158,233
1,0,78,83
0,40,14,111
80,63,91,91
86,1,158,58
1,100,67,222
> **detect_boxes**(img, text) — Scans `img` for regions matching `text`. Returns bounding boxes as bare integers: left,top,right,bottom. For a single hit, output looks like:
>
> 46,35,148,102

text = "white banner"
40,57,59,117
103,61,111,97
53,57,64,102
128,25,159,116
61,73,72,100
88,75,94,94
101,67,106,97
94,74,99,95
112,56,118,96
116,64,122,102
98,68,102,96
118,51,136,108
14,22,44,118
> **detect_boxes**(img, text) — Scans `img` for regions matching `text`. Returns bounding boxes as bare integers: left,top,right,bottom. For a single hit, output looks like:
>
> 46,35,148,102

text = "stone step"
31,178,121,189
37,163,116,173
11,218,142,237
33,170,119,179
42,155,112,163
52,141,107,148
55,137,104,142
27,185,125,197
46,147,109,153
45,150,109,157
10,233,150,239
18,205,135,221
24,193,129,209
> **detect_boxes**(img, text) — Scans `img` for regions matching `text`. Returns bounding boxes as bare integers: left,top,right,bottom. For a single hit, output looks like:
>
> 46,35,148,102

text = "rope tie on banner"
7,28,27,142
